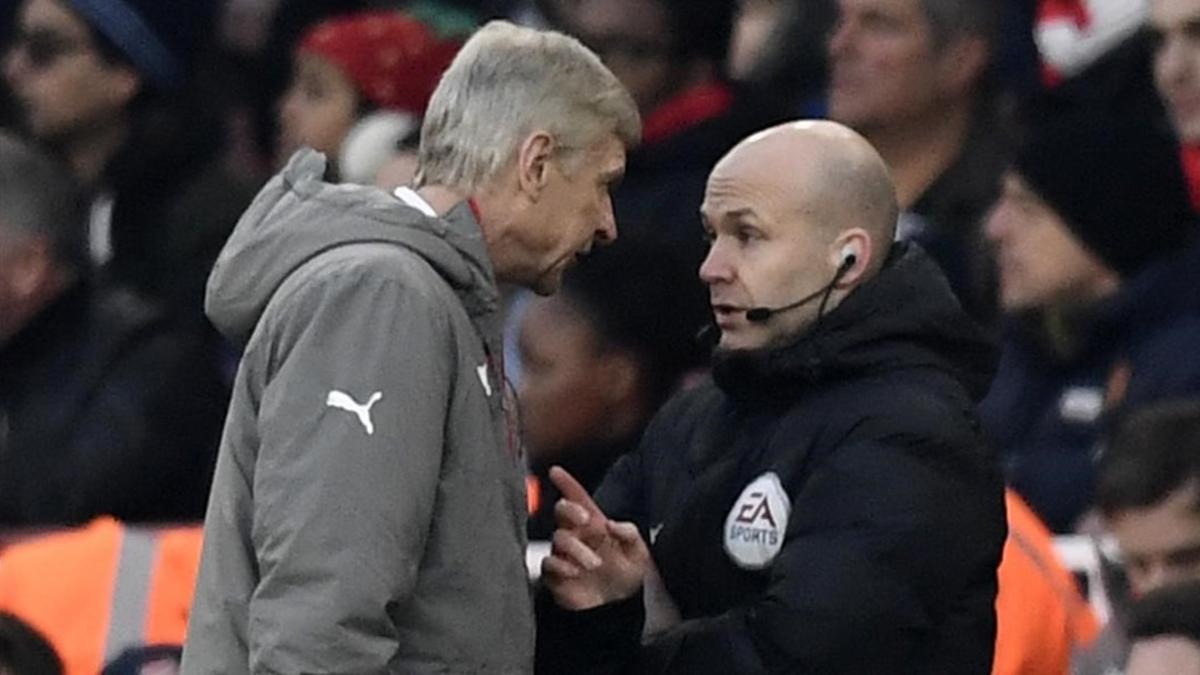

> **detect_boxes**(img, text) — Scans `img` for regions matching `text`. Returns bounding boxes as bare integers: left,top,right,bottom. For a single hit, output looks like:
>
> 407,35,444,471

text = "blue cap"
62,0,216,90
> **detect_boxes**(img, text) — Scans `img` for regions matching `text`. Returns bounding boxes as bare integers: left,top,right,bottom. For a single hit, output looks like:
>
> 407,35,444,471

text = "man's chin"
715,333,764,353
530,272,562,296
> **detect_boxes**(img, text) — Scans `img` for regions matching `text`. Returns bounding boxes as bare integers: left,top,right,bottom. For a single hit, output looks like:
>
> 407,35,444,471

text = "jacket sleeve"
245,262,456,674
540,436,1004,674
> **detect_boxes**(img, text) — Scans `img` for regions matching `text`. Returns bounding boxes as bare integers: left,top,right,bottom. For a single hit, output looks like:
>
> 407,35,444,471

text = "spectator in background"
2,0,255,328
1034,0,1164,147
1153,0,1200,205
247,0,480,182
731,0,837,114
827,0,1009,323
0,132,226,527
566,0,785,298
1125,580,1200,675
276,10,461,185
520,236,707,540
1036,0,1148,86
0,612,61,675
981,110,1199,534
1074,400,1200,674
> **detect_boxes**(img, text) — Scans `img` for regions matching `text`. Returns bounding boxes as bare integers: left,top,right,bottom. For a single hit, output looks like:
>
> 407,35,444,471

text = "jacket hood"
713,242,999,402
205,149,497,346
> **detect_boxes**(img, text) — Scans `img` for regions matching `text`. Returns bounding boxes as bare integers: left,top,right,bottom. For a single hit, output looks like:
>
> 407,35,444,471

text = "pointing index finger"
549,466,602,515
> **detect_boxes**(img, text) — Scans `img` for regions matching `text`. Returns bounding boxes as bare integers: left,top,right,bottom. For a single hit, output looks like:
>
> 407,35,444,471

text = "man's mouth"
711,304,743,325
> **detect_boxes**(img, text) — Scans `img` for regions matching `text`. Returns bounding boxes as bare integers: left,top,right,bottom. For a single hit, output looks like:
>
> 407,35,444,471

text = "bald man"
535,121,1006,674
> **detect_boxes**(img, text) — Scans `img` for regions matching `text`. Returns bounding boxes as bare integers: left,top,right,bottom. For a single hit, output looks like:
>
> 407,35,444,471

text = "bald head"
710,120,898,270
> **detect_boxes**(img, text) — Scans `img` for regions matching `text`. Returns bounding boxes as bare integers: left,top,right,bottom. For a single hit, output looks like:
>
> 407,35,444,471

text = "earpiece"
840,245,858,269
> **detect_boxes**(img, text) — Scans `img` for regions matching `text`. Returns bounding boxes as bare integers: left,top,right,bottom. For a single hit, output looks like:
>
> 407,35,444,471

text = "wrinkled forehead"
701,162,801,225
705,140,842,222
580,132,628,178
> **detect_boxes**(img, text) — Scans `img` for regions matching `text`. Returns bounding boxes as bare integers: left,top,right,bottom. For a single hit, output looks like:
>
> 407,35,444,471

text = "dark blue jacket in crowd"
0,282,228,527
981,243,1200,533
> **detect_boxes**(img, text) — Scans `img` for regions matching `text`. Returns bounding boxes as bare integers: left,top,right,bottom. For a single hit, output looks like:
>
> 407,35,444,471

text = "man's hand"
541,467,650,610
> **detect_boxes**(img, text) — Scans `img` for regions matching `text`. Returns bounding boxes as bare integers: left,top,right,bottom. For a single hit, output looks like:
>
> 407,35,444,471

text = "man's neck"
863,101,974,211
413,184,469,217
61,118,129,187
416,179,527,286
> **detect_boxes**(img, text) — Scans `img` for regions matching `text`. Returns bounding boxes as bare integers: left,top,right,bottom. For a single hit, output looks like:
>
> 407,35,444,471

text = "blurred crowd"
2,0,1200,673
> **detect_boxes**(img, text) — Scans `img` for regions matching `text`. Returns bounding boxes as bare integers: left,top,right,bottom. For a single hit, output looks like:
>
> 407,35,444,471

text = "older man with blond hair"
182,21,639,675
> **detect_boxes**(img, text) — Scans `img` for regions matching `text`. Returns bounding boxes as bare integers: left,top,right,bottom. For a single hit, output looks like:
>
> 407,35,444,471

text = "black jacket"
536,244,1006,674
0,283,228,527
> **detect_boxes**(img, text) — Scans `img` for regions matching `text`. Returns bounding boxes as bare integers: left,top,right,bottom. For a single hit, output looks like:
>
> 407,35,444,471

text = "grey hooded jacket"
181,151,533,674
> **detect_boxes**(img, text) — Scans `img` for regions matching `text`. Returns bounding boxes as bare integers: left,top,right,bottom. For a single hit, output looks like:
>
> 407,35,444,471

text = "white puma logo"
326,390,383,435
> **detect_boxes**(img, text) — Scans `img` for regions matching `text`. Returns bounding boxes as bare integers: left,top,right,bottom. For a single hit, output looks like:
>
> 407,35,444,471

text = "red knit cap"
298,11,460,116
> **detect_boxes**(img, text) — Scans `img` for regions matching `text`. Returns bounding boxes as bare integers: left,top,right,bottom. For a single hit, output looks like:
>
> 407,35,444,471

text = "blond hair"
415,21,640,191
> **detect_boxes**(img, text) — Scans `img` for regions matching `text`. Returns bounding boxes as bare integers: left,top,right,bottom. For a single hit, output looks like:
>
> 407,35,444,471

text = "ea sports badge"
724,472,791,569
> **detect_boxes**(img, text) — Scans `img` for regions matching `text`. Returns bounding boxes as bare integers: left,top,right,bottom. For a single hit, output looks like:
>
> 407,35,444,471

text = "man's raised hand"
541,467,651,610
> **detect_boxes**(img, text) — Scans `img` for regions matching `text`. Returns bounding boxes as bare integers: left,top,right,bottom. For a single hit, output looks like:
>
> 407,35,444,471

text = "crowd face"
985,173,1117,312
276,53,359,166
826,0,953,133
3,0,137,143
571,0,677,114
1152,0,1200,142
518,296,618,464
519,133,624,295
699,153,836,352
1108,483,1200,597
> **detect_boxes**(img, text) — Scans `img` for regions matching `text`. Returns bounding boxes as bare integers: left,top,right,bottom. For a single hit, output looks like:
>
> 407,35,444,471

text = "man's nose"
699,242,731,284
827,17,855,60
595,196,617,243
983,201,1011,244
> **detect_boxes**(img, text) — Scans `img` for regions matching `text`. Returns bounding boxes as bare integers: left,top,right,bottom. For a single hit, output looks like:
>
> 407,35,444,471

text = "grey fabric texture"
182,150,533,674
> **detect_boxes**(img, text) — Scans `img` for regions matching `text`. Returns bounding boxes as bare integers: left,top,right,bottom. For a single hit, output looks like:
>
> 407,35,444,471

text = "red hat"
298,11,460,116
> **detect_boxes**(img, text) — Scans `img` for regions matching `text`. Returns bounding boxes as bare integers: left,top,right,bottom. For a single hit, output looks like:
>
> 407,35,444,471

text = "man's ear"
830,227,873,287
936,35,989,97
516,130,557,201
